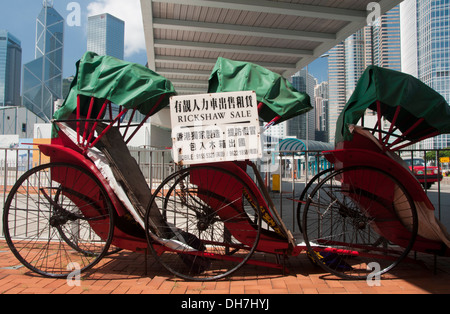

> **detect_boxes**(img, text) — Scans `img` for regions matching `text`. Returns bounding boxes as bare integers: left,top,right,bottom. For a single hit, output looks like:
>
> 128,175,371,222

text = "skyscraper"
373,6,402,70
0,30,22,107
87,13,125,60
344,30,367,101
401,0,450,149
400,0,418,77
22,0,64,122
327,6,401,143
314,81,329,142
289,69,317,142
328,42,346,144
263,70,317,144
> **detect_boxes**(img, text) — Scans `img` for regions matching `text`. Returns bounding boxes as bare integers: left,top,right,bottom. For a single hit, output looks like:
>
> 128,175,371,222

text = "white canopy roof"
140,0,402,95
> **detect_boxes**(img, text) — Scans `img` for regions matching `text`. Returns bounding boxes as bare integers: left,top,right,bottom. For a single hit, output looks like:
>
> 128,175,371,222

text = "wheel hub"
50,210,79,227
197,218,210,231
197,211,217,231
354,219,367,230
50,215,67,227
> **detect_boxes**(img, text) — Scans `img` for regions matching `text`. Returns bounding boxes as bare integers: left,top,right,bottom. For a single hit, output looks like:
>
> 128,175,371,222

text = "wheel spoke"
302,166,418,280
3,163,114,278
146,165,262,281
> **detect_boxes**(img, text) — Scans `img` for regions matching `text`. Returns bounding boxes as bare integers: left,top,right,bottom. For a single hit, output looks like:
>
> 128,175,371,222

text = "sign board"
170,91,262,165
440,157,450,163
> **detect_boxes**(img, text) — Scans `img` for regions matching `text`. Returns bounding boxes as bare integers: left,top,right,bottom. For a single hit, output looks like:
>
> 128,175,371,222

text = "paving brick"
0,282,21,293
147,276,166,289
111,286,131,294
1,240,450,295
171,285,188,294
3,287,27,294
229,284,245,294
286,282,303,294
302,288,319,294
244,286,261,294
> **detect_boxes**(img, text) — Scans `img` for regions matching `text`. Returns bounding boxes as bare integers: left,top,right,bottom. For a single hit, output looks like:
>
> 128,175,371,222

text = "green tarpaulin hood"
208,57,312,124
336,65,450,144
53,52,176,124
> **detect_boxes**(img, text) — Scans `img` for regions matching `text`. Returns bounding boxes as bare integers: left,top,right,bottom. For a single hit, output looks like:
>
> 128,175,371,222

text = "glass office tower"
417,0,450,101
344,30,367,101
23,1,64,122
328,42,346,144
290,69,317,141
87,13,125,60
0,30,22,107
373,6,402,70
401,0,450,149
327,6,401,143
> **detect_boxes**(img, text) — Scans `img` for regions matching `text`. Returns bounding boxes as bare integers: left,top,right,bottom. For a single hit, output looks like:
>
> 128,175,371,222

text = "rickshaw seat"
94,124,149,214
93,123,169,237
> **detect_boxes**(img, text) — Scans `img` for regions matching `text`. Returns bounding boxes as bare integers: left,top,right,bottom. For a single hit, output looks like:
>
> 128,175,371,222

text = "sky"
0,0,148,78
308,58,328,83
0,0,328,81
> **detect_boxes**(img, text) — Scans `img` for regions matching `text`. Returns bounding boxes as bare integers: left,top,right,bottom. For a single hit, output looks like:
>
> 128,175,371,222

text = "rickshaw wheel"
296,168,334,233
3,163,115,278
302,166,418,280
146,165,262,281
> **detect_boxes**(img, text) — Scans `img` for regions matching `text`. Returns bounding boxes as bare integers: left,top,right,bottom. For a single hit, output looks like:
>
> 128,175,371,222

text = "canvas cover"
53,52,176,125
336,65,450,144
208,57,312,124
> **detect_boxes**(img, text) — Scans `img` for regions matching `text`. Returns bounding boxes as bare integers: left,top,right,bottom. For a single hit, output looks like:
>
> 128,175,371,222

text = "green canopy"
336,65,450,144
53,52,176,123
208,57,312,124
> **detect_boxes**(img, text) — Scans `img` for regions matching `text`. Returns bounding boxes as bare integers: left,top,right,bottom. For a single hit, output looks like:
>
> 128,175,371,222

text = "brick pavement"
1,240,450,295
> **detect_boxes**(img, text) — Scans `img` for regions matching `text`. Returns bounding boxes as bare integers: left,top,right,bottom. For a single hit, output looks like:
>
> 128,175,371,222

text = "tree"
425,148,450,163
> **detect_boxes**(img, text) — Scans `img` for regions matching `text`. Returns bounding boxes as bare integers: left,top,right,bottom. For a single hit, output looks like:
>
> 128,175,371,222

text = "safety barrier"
0,147,449,236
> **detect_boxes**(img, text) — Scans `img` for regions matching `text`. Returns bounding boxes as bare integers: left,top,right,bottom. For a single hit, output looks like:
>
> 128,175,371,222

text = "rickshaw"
3,53,450,282
299,65,450,279
3,52,177,278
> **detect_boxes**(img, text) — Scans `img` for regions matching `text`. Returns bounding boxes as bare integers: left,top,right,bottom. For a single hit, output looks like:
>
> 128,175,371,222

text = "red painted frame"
326,100,449,256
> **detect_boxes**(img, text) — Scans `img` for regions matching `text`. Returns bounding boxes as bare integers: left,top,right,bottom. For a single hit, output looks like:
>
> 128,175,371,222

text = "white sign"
170,91,262,165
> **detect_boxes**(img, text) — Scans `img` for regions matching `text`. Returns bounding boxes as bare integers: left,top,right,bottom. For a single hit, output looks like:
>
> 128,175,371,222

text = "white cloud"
87,0,145,58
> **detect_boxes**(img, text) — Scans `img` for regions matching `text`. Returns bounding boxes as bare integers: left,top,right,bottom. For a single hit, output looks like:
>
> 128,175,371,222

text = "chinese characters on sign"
170,91,262,165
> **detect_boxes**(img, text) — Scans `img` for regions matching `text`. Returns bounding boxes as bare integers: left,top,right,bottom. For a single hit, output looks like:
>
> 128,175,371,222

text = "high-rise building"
87,13,125,60
263,70,317,145
0,30,22,107
314,81,328,142
22,0,64,122
344,30,367,101
328,42,346,144
289,69,317,142
401,0,450,149
263,122,286,150
373,6,402,70
327,5,401,143
400,0,418,77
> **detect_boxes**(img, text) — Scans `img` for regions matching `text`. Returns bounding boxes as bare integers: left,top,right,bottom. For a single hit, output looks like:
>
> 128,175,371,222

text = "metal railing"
255,148,450,234
0,146,449,237
0,147,175,237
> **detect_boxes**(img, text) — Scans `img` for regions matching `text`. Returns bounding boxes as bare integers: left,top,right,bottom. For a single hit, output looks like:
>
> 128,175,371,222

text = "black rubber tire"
302,166,418,280
145,165,262,281
3,163,115,278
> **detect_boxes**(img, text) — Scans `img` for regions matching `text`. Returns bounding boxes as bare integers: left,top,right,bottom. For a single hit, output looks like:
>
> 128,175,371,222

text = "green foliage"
425,148,450,162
